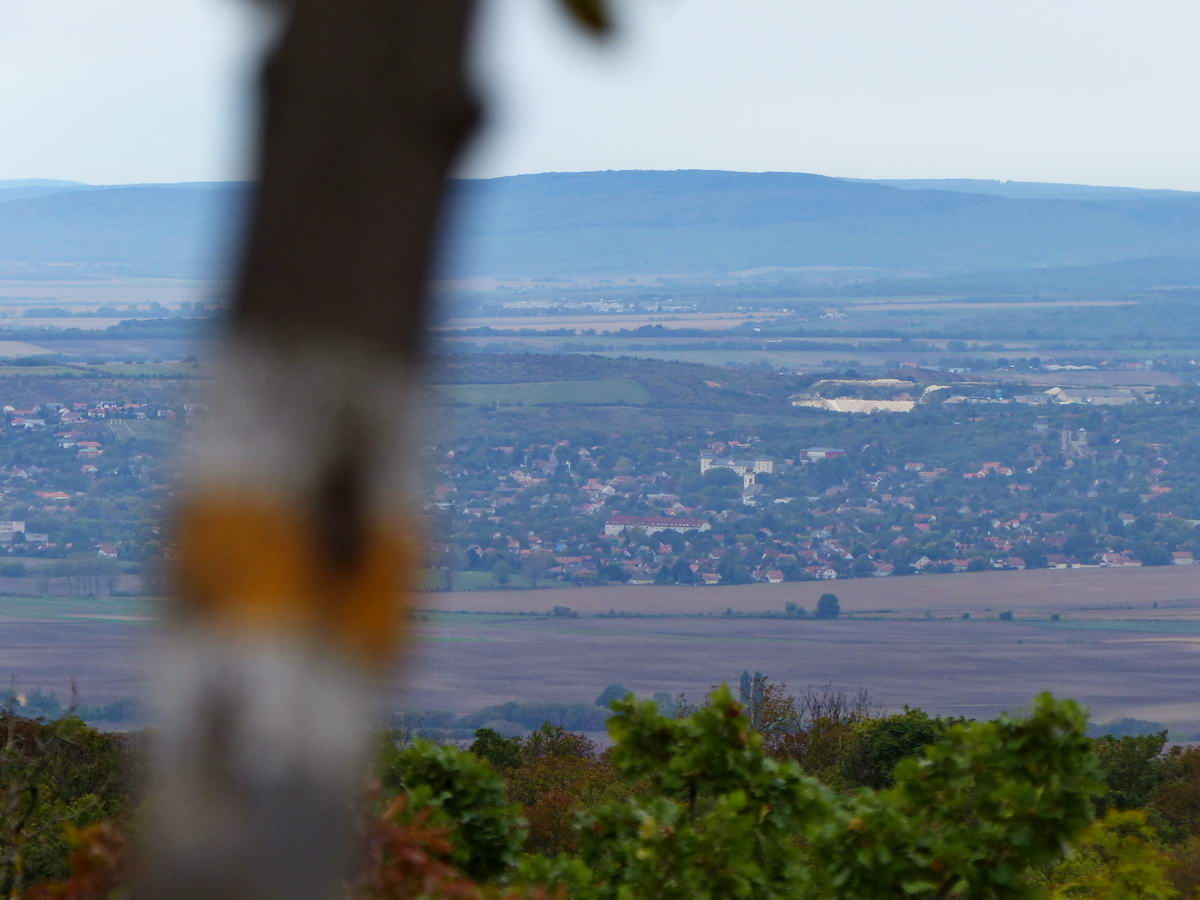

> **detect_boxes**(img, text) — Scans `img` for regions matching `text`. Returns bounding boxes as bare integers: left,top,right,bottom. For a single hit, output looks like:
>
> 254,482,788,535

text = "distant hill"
0,179,88,204
855,178,1198,202
3,170,1200,283
0,182,248,278
0,179,84,190
440,170,1200,279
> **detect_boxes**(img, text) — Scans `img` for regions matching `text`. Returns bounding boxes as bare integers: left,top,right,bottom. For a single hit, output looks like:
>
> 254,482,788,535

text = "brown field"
425,566,1200,618
0,341,53,357
400,568,1200,731
399,612,1200,733
5,568,1200,732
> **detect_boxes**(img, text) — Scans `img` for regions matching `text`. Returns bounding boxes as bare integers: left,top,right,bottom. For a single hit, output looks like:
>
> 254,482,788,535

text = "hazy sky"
3,0,1199,189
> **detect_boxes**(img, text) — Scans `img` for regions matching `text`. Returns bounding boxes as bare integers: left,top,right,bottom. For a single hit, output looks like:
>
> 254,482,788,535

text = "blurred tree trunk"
145,2,479,897
233,0,479,356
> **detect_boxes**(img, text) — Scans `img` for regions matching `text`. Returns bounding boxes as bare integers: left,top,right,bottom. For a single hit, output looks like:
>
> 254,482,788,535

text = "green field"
0,365,88,376
88,362,200,377
433,377,652,406
424,569,539,591
0,594,161,621
0,362,198,378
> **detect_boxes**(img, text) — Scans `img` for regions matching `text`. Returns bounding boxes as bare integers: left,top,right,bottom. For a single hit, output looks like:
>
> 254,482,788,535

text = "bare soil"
423,566,1200,618
4,567,1199,732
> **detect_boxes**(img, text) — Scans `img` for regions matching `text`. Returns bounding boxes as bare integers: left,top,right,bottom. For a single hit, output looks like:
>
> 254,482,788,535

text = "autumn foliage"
16,680,1200,898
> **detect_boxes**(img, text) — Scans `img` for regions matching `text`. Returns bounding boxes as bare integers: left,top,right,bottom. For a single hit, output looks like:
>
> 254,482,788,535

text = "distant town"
425,375,1200,590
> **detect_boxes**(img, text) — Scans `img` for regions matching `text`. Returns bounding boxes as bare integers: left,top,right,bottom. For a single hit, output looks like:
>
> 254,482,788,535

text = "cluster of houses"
427,418,1197,587
0,394,189,561
7,399,193,429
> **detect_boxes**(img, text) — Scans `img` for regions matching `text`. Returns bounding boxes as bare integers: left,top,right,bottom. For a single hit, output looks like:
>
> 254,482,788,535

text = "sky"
3,0,1199,189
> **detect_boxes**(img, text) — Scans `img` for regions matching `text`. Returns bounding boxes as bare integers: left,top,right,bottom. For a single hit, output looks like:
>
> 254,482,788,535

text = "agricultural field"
437,312,782,332
426,566,1200,620
4,568,1200,734
0,278,224,306
434,376,652,405
399,567,1200,733
34,338,206,359
391,567,1200,734
0,341,55,357
848,299,1137,312
0,361,201,378
399,611,1200,735
0,595,160,721
977,369,1184,388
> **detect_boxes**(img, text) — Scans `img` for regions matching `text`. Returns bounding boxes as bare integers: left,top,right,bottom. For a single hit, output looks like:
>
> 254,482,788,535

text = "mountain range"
2,171,1199,290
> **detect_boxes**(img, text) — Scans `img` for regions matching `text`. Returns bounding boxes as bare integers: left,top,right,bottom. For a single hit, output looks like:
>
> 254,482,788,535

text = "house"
805,566,838,580
699,454,775,476
603,515,710,537
1172,551,1196,566
700,572,722,585
96,543,118,559
797,448,847,461
765,569,784,584
1046,387,1137,406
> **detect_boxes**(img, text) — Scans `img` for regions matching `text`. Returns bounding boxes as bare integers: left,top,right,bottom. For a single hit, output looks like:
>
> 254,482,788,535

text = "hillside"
4,171,1200,282
0,182,248,278
440,170,1200,278
430,352,812,411
859,177,1197,202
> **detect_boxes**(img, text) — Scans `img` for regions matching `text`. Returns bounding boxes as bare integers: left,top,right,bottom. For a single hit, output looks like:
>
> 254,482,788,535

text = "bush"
594,683,630,708
815,593,841,619
0,715,131,893
377,739,525,880
518,689,1101,898
460,701,609,732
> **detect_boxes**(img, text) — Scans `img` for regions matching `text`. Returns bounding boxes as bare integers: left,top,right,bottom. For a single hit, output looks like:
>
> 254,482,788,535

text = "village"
0,370,1194,594
425,402,1200,590
0,384,191,570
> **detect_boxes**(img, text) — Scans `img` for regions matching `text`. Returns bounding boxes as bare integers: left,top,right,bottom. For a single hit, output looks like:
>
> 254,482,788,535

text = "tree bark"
144,3,479,897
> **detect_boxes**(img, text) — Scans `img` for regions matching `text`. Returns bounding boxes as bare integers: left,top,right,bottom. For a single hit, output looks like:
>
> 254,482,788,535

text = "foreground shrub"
518,689,1101,899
